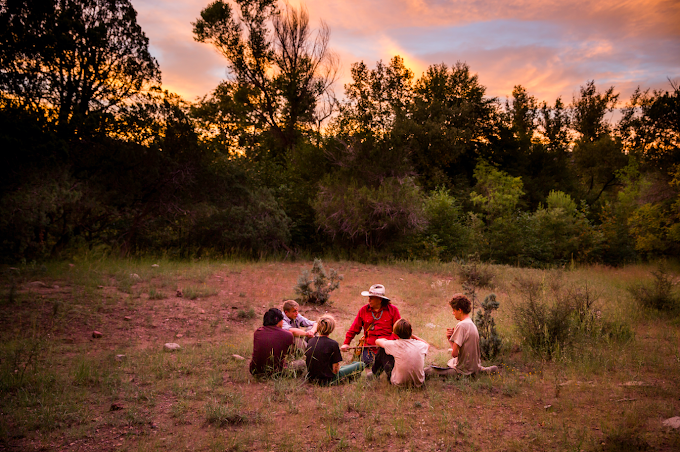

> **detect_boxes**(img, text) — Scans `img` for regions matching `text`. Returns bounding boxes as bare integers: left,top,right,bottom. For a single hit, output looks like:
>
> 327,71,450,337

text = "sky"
132,0,680,107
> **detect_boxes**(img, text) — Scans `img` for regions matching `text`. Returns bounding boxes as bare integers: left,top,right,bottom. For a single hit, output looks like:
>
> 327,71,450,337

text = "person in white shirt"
375,318,430,387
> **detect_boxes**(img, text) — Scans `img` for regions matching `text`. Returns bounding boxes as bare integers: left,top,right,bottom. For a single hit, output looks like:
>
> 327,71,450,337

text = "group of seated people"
249,284,498,386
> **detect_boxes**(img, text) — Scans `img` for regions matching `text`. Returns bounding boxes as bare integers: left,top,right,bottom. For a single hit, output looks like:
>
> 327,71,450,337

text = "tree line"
1,0,678,265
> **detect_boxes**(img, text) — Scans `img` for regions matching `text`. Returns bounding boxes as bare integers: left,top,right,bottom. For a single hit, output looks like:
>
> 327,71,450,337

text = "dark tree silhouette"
0,0,160,136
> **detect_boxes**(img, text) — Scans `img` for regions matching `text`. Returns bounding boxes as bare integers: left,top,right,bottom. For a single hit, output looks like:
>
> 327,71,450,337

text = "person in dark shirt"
305,315,365,385
250,308,295,376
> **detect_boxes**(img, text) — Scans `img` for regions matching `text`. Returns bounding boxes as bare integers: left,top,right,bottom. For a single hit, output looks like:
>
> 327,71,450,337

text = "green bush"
294,259,343,305
419,187,470,260
512,276,574,360
512,275,630,359
313,176,426,249
628,266,678,312
236,308,256,319
474,293,502,360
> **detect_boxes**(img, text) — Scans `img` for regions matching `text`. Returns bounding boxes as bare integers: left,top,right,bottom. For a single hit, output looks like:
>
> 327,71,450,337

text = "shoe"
484,365,499,374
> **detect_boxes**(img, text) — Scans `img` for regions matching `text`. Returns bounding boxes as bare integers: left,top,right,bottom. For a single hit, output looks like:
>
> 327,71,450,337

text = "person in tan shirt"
425,294,498,378
376,319,429,387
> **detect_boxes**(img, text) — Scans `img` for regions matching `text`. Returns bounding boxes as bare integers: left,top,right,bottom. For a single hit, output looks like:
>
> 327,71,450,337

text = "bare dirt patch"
1,261,679,451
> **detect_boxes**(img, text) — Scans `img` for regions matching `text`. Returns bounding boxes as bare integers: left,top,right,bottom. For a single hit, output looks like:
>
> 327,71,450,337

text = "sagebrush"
294,259,343,305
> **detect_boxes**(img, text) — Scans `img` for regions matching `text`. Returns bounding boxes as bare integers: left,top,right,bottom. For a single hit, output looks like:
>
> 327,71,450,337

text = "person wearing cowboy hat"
340,284,401,378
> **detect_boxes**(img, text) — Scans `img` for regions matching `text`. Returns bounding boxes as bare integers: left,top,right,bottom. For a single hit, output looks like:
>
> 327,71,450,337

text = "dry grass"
0,259,679,451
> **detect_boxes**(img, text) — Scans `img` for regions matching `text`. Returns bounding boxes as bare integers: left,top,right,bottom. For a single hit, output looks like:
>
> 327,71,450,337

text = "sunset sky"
133,0,680,108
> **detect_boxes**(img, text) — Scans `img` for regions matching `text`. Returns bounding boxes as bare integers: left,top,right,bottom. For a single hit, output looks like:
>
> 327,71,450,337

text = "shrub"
512,276,574,360
294,259,343,305
183,285,218,300
420,187,470,260
458,255,496,289
474,293,502,360
459,255,496,318
511,275,626,359
313,176,426,249
236,308,256,319
628,265,678,312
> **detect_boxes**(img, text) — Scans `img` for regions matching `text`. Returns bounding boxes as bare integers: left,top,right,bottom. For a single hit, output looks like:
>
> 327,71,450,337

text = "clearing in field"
1,259,679,451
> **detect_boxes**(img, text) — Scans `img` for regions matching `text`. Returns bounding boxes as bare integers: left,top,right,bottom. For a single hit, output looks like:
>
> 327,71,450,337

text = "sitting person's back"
305,315,365,385
250,308,294,376
376,318,429,386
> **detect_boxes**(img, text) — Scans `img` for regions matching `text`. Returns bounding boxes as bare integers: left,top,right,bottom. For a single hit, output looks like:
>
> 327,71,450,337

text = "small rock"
28,281,47,287
231,354,246,361
110,403,124,411
151,264,159,268
544,404,552,410
176,289,183,298
175,333,183,338
130,273,140,280
92,331,103,338
115,354,126,361
200,309,205,314
149,422,158,429
123,316,132,321
97,285,104,289
425,323,436,329
662,417,680,429
53,285,59,289
164,343,181,351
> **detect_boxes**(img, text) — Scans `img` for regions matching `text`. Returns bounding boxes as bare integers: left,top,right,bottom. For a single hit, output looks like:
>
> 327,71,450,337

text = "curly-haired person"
425,294,498,378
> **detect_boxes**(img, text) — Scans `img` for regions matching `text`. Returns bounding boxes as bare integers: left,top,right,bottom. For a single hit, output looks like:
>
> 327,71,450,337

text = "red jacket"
344,304,401,346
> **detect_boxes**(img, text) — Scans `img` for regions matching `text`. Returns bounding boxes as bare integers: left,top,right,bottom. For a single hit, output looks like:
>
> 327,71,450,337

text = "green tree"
570,81,627,203
507,85,537,153
406,62,500,190
333,56,414,138
618,81,680,172
0,0,160,136
192,0,337,158
470,160,524,221
571,80,619,142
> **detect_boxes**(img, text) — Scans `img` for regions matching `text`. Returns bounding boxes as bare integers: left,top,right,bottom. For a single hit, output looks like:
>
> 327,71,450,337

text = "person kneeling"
305,315,365,385
375,319,429,387
425,294,498,378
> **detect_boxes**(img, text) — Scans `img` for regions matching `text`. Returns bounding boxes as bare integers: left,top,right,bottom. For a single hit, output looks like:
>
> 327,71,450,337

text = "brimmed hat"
361,284,390,301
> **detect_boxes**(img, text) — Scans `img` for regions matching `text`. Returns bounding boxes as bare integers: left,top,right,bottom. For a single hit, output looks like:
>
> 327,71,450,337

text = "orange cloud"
135,0,680,105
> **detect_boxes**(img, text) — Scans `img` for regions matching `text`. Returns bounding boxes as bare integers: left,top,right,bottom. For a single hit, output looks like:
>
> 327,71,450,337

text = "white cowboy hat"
361,284,390,301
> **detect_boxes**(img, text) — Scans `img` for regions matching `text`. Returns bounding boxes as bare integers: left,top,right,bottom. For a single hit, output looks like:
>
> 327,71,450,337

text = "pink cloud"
132,0,680,105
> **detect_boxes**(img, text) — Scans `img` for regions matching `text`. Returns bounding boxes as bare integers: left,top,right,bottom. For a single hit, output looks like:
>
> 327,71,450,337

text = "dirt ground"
2,261,679,451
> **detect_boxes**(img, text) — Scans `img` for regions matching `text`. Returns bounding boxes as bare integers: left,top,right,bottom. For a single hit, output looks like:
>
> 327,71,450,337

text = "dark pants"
361,347,394,378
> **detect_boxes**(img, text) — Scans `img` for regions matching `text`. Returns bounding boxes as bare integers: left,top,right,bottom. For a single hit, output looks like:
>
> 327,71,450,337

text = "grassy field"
1,258,679,451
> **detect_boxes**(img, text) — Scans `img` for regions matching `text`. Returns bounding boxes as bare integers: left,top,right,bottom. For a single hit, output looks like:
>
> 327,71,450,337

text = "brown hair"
316,314,336,336
448,293,472,314
282,300,299,313
393,318,412,339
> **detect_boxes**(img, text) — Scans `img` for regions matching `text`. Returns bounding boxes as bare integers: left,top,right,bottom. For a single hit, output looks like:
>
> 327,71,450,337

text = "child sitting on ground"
305,315,365,385
425,294,498,378
375,318,430,387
